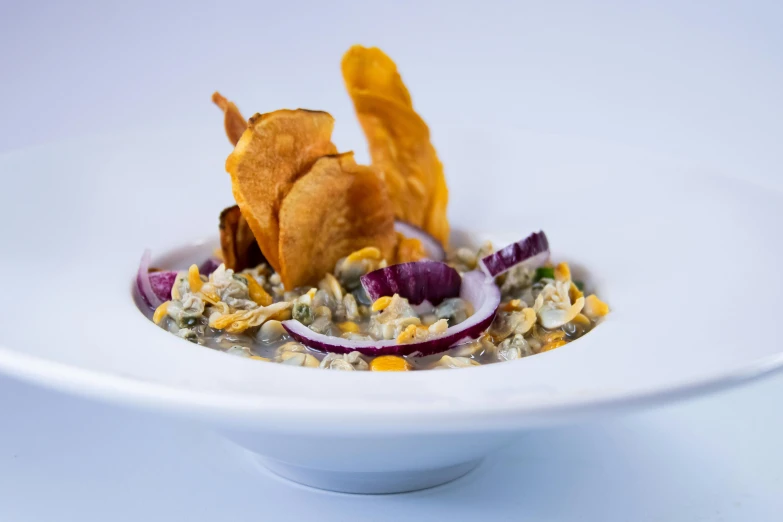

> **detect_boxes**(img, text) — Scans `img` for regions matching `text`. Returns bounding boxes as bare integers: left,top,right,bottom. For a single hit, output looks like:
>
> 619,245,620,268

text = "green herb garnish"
534,267,555,281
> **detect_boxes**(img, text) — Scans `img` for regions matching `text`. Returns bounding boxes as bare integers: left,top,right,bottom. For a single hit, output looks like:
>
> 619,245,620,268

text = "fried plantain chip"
226,109,338,270
341,45,450,246
278,153,396,288
219,205,265,271
212,92,247,146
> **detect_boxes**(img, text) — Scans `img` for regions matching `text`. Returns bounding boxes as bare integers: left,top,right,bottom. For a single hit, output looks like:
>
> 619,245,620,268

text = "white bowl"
1,124,781,494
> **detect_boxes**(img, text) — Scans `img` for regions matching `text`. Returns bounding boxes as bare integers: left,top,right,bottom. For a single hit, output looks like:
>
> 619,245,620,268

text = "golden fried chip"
341,45,450,246
212,92,247,146
226,109,337,270
278,153,396,288
219,205,265,271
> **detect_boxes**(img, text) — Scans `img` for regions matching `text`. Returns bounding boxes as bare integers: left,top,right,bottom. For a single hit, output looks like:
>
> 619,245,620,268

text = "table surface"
1,1,782,520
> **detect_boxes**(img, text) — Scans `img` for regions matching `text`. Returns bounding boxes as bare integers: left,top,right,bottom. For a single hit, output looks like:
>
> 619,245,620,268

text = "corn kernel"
338,321,360,333
370,355,411,372
346,246,381,263
171,275,182,300
554,262,571,282
541,339,568,352
152,301,170,324
188,264,203,293
371,295,393,312
569,282,584,302
571,313,591,326
541,330,566,343
396,324,418,344
501,299,523,312
583,294,609,319
237,273,273,306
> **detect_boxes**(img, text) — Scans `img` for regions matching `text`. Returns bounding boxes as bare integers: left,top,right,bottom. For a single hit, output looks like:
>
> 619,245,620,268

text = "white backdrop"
1,1,782,520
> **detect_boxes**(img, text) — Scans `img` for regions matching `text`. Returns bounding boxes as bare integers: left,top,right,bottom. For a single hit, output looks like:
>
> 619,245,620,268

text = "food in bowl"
135,46,609,371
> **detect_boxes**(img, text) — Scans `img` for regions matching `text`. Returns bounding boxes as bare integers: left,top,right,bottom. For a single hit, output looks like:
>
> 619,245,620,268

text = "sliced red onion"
478,231,550,277
394,220,446,261
136,250,177,309
282,270,499,357
360,261,461,306
199,257,221,276
149,271,177,302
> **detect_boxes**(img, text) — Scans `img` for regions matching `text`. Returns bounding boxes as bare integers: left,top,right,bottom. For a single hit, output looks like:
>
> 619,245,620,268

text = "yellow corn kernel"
501,299,523,312
188,264,203,293
306,288,317,300
371,295,393,312
370,355,411,372
171,276,182,300
396,324,418,344
346,246,381,263
152,301,170,324
338,321,360,333
583,294,609,319
541,339,568,352
249,355,270,362
554,262,571,282
571,313,591,326
541,330,566,344
569,282,584,303
237,273,273,306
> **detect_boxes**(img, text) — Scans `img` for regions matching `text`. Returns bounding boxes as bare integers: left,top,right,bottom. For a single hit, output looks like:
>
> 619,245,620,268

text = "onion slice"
199,257,221,276
360,261,460,306
478,231,550,277
394,220,446,261
283,270,500,356
136,250,177,309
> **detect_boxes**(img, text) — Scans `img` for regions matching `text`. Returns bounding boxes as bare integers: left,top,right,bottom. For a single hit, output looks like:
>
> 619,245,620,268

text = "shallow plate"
1,124,781,492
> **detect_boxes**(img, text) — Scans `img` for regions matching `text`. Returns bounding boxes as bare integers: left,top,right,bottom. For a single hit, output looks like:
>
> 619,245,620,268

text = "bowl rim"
3,125,783,433
1,343,781,433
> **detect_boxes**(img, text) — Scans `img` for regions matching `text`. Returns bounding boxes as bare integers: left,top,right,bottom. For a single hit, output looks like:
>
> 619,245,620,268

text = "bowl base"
258,457,482,494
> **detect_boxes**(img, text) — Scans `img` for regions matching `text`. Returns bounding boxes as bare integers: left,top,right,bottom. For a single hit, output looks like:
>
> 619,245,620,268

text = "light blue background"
1,1,781,520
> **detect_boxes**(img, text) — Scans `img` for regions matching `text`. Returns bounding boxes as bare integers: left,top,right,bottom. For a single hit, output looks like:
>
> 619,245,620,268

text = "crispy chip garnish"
212,92,247,146
278,153,396,288
219,205,265,271
226,109,337,270
341,46,449,246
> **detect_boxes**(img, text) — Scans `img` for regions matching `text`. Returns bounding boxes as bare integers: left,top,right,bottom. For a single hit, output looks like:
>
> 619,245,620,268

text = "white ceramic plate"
1,124,781,493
